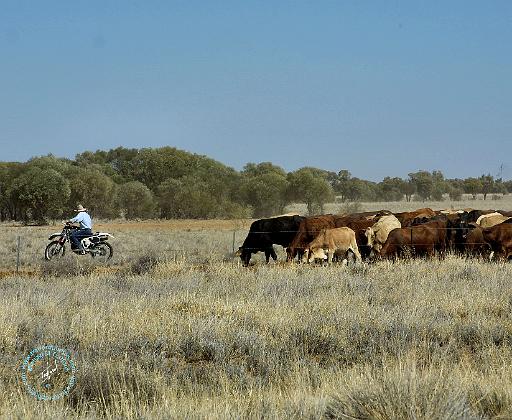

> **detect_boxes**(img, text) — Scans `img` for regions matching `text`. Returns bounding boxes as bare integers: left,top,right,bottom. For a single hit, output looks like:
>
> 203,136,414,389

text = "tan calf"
305,227,362,264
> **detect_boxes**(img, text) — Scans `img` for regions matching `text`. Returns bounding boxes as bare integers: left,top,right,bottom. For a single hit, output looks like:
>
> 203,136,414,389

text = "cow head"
365,227,375,248
307,247,327,263
237,247,252,267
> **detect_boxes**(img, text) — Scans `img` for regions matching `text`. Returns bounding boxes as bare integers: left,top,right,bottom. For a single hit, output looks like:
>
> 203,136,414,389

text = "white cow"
365,214,401,253
476,212,511,228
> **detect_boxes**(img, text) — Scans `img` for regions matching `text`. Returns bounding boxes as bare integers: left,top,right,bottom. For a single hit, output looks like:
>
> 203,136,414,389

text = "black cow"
238,215,305,266
461,209,496,224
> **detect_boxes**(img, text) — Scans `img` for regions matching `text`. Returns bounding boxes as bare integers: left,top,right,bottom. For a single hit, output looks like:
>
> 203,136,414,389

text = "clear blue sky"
1,1,511,180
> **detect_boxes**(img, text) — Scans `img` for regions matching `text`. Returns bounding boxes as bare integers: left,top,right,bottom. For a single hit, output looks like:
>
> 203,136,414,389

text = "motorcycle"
45,224,114,262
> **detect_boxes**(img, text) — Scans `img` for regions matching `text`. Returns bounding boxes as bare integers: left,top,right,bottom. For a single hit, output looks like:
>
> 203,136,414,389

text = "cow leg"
270,247,278,261
264,249,272,263
327,249,334,264
352,247,362,263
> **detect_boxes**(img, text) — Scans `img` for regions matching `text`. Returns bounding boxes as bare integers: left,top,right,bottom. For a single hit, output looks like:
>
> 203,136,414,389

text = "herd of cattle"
237,208,512,266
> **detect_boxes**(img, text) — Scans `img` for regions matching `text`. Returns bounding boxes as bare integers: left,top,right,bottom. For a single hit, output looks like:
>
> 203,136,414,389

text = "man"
68,204,93,253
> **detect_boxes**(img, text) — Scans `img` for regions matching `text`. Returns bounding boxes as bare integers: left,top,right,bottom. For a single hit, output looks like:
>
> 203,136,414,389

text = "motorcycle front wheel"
90,242,113,262
45,241,66,260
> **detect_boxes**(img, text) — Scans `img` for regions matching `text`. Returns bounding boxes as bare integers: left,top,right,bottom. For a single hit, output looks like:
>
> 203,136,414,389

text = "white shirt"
70,212,92,230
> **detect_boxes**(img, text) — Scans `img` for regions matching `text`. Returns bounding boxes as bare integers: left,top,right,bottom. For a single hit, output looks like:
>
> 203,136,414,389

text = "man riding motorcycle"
68,204,93,254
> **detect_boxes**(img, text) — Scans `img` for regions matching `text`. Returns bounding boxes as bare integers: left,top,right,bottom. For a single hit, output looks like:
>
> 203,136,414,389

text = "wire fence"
0,229,249,273
1,224,498,274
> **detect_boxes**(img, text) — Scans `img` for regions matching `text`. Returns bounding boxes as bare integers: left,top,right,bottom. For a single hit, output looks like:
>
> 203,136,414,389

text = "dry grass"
288,193,512,215
1,255,512,418
2,203,512,418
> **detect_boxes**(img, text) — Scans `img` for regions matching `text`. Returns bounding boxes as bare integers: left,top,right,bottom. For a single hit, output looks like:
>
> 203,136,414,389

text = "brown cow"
464,225,491,257
411,213,468,254
338,210,392,219
379,223,446,259
482,223,512,260
395,208,437,227
287,215,338,261
288,212,388,261
334,216,377,259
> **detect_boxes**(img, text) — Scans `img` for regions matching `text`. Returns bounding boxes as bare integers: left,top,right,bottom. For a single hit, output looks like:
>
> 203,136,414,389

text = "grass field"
2,198,512,418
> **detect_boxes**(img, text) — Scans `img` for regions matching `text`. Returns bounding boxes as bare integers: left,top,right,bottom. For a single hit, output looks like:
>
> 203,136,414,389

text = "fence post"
16,236,21,274
232,231,236,254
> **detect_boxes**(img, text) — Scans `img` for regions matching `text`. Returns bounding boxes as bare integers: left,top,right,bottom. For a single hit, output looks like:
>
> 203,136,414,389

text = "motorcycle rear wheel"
45,241,66,260
90,242,113,262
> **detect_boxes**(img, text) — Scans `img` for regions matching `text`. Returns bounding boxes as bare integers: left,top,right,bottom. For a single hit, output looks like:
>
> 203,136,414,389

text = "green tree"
240,172,290,217
0,163,25,220
463,178,483,199
157,176,249,219
408,171,434,201
287,168,334,215
116,181,156,219
503,180,512,194
377,177,405,201
242,162,287,178
447,185,463,201
400,180,416,202
334,170,352,202
12,166,70,222
479,174,495,200
67,167,119,218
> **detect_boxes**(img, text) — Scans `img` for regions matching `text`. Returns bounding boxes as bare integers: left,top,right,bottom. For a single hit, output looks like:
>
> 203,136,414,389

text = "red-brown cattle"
482,223,512,260
464,225,491,257
379,223,446,259
395,208,437,227
287,215,338,260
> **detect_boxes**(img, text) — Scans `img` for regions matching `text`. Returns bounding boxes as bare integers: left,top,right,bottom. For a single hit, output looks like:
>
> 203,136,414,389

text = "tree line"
0,146,510,222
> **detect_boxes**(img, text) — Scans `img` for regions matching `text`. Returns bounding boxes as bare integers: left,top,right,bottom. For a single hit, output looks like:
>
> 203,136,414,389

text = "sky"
1,1,511,181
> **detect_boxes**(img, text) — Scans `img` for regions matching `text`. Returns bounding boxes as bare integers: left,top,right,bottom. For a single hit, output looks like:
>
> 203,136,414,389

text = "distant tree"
504,180,512,194
240,172,290,217
344,178,376,201
287,168,334,214
447,185,463,201
333,170,351,201
408,171,434,201
157,176,250,219
463,178,483,200
0,162,25,220
12,167,70,222
242,162,287,178
400,180,416,202
431,183,445,201
116,181,156,219
377,177,405,201
67,167,119,218
479,174,495,200
493,179,508,195
26,154,72,173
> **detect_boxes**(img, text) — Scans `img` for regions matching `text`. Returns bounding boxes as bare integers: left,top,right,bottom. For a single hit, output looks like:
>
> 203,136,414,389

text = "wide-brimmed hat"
75,204,87,212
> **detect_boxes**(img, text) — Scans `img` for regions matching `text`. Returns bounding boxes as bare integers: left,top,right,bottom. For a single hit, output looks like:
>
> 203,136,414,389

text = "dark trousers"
70,228,92,250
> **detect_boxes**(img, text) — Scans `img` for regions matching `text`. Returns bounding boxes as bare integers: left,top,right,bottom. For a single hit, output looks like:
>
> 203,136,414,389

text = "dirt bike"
45,224,114,262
